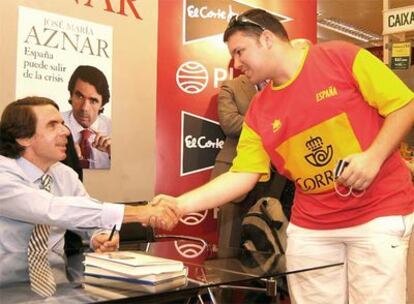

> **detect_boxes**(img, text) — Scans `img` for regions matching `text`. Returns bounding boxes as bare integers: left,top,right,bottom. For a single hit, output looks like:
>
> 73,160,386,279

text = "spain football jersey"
231,41,414,229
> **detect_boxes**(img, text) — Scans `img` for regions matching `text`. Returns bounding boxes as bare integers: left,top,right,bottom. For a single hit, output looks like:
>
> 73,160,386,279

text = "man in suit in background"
62,65,111,169
211,74,258,249
212,74,257,179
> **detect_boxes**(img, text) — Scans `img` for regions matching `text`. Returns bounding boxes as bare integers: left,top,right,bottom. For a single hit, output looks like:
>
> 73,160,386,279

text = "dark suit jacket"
211,75,257,178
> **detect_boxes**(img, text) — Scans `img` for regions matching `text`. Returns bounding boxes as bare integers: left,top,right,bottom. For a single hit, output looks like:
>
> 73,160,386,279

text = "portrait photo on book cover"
15,7,113,170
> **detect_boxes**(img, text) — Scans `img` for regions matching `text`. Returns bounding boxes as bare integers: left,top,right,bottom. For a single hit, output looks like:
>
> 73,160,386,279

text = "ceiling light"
318,18,383,43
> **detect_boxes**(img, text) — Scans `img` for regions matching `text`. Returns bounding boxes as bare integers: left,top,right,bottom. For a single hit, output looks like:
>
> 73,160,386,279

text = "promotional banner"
16,6,113,114
16,6,113,169
156,0,316,245
1,0,157,232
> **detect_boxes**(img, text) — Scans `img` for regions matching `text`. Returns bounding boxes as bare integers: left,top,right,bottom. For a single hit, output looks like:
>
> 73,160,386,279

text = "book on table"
83,283,130,300
84,251,185,277
84,264,187,284
83,273,188,294
83,276,188,299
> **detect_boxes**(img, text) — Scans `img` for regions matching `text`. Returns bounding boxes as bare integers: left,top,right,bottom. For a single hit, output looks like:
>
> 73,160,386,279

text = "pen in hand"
108,224,117,241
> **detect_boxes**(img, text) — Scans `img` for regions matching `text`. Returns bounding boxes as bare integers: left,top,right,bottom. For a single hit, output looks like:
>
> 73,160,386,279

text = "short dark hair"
0,97,59,158
68,65,110,113
223,9,289,43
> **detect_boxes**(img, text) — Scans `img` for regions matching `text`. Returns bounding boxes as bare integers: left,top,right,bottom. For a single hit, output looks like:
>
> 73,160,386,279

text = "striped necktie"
27,174,56,297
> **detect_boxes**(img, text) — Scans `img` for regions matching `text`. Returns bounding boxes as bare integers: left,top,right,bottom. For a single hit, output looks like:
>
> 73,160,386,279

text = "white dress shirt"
62,110,111,169
0,156,124,253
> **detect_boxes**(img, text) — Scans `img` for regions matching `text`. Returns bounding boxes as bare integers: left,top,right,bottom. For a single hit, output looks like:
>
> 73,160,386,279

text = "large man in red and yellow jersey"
153,8,414,304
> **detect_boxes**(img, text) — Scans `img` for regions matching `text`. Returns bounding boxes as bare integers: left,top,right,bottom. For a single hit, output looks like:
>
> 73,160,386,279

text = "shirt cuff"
101,202,124,230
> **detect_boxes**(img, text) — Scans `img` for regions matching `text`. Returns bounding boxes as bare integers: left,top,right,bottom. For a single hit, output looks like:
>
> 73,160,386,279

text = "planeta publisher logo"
181,210,209,226
176,61,208,94
174,240,207,259
182,0,293,44
181,111,225,176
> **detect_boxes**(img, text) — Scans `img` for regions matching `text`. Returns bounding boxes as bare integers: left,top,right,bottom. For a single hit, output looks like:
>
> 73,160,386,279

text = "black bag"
240,197,288,273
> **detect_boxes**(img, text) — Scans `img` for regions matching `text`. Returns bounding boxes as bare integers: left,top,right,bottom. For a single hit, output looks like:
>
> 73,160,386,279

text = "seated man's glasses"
227,14,266,31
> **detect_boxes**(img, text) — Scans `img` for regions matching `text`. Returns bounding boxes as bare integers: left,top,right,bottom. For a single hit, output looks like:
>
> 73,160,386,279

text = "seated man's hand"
92,130,111,155
91,231,119,253
123,199,182,230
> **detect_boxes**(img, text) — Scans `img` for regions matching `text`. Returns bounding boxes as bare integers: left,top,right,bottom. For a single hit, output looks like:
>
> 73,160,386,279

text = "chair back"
119,223,155,243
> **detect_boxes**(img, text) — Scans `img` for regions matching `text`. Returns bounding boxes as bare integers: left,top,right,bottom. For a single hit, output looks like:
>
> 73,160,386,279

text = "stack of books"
82,251,187,297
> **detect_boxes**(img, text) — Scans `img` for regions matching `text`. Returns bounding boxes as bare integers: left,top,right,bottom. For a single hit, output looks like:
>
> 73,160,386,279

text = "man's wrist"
177,196,190,215
123,205,149,224
365,147,386,166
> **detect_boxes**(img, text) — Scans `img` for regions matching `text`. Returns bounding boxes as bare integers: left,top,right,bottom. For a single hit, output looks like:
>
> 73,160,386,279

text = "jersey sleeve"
352,48,414,116
230,122,271,181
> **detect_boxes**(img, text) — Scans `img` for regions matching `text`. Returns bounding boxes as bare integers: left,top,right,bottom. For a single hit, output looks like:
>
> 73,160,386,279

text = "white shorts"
285,213,414,304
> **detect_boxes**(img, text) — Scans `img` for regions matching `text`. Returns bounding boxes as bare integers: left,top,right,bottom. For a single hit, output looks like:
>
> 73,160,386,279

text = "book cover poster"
16,6,113,169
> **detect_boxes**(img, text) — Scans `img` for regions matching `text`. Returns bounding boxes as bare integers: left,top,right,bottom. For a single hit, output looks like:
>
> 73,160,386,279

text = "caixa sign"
383,5,414,35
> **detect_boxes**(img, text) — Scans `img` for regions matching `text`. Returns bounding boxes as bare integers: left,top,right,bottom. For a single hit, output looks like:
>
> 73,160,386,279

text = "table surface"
0,240,343,303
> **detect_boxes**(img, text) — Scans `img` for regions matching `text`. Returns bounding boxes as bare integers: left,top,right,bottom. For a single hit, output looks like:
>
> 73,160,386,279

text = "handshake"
93,195,181,253
123,195,182,231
